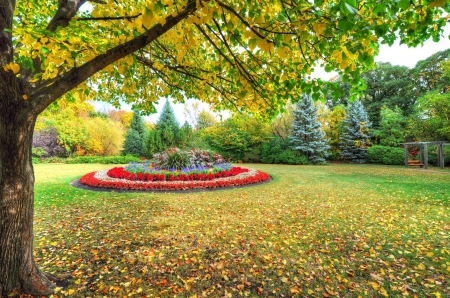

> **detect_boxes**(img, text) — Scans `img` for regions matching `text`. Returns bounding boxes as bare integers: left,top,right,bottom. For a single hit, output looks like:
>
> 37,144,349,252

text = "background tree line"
33,49,450,166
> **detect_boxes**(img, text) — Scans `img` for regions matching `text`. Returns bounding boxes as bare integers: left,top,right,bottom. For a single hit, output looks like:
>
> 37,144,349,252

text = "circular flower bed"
77,148,271,191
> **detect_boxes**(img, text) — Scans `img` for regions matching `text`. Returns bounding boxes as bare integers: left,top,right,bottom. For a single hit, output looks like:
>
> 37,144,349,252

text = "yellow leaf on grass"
369,282,380,290
380,287,389,297
22,94,28,100
427,252,434,257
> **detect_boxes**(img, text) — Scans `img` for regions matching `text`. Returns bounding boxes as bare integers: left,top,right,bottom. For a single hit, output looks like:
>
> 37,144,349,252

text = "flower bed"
78,166,270,191
77,148,270,191
107,165,249,182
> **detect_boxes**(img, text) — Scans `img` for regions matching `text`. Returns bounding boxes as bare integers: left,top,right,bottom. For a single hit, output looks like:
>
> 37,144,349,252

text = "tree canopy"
3,0,450,119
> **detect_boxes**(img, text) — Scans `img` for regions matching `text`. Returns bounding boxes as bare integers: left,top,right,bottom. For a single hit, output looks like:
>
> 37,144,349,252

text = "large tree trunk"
0,90,55,296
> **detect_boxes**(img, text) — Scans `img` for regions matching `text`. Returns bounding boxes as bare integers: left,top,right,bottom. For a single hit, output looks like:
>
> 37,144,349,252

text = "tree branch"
29,0,197,114
47,0,90,31
215,1,269,41
75,13,142,22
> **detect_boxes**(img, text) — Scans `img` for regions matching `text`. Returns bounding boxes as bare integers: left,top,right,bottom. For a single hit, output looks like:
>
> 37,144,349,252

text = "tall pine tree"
339,100,372,163
289,95,330,164
123,110,146,156
156,100,180,148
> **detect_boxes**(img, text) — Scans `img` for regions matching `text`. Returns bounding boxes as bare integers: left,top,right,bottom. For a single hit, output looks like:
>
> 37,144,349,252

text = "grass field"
33,163,450,297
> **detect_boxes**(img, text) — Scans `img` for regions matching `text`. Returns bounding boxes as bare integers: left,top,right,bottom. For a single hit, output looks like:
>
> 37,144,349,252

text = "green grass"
32,163,450,297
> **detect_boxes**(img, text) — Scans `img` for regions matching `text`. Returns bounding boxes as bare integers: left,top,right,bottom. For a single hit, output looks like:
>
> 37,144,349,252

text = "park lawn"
32,163,450,297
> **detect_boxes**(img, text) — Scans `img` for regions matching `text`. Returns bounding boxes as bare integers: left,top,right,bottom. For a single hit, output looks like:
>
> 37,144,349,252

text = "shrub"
153,148,190,170
261,137,310,165
32,127,65,157
65,155,142,164
426,146,450,166
367,145,404,165
189,148,225,167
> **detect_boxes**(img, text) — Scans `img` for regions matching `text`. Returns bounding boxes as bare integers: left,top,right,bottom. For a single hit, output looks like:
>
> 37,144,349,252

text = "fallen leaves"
30,163,450,297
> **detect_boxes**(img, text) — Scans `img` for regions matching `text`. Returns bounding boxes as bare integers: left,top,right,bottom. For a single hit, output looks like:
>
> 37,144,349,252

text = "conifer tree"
145,129,164,158
123,110,145,156
339,100,372,163
289,95,330,164
129,110,146,140
156,100,181,148
123,129,145,156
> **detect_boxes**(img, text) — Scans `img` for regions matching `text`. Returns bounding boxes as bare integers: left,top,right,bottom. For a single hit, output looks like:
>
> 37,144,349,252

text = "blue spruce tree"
339,100,372,163
290,94,330,164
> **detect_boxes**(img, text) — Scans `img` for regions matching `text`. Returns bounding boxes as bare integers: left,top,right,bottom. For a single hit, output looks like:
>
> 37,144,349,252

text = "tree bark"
0,74,55,296
0,1,198,295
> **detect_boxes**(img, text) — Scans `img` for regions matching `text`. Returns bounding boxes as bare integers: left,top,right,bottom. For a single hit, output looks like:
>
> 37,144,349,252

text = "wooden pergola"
401,141,449,169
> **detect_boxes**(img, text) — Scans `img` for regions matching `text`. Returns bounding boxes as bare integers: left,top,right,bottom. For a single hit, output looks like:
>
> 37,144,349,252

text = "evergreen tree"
129,110,146,140
123,129,145,156
123,110,146,156
145,129,164,158
289,94,330,164
156,100,180,148
339,100,372,163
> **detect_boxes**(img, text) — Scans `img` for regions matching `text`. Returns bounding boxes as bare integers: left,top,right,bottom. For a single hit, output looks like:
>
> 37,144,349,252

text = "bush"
426,146,450,166
189,148,225,167
261,137,310,165
65,155,142,164
367,145,404,165
32,127,65,157
153,148,190,170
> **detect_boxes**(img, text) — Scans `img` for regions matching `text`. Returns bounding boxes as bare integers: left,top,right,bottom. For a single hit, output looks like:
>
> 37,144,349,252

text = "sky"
91,27,450,124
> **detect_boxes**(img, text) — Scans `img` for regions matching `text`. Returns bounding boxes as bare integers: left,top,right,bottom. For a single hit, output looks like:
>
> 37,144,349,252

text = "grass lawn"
33,163,450,297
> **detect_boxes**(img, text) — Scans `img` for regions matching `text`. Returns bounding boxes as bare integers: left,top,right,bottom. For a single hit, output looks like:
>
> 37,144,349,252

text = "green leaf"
397,0,410,9
344,3,359,14
374,24,389,37
338,19,354,32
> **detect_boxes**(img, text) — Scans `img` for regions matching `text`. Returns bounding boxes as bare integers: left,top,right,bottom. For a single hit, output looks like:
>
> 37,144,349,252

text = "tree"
197,110,217,130
129,110,146,141
340,100,372,163
156,100,180,148
1,0,449,295
85,117,125,156
203,114,271,162
123,129,145,156
319,105,347,160
270,103,295,140
410,48,450,94
123,110,146,156
410,91,450,141
145,129,164,158
109,110,134,128
374,106,407,147
360,62,415,128
183,101,201,129
289,95,329,164
327,62,415,128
